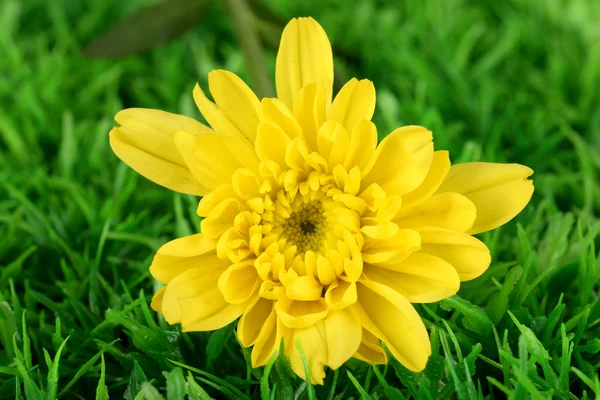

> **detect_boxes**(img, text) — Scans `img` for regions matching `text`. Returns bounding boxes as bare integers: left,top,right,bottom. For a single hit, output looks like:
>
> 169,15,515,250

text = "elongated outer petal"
344,120,377,174
362,229,421,265
187,132,259,191
418,227,491,281
290,309,361,384
251,311,293,368
362,126,434,196
207,70,260,142
255,123,291,168
149,234,222,284
276,17,334,110
354,328,387,364
161,267,247,331
292,83,326,151
151,286,166,313
317,120,349,170
251,307,279,367
173,130,213,195
328,78,376,135
401,150,451,207
182,299,252,332
238,297,274,347
193,83,244,142
260,98,303,139
436,162,534,234
394,192,476,232
355,280,431,372
323,309,362,369
110,108,212,195
363,252,460,303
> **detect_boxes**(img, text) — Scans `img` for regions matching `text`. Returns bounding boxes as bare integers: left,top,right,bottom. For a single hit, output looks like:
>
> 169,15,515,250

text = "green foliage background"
0,0,599,398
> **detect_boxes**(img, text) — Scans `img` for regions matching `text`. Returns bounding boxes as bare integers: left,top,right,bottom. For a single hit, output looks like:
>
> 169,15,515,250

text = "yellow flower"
109,17,534,383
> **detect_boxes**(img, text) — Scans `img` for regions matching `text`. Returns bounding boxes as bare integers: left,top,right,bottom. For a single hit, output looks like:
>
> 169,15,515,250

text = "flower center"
278,201,325,253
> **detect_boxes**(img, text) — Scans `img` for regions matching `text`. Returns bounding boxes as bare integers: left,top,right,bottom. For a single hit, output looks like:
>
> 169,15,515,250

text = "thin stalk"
225,0,275,98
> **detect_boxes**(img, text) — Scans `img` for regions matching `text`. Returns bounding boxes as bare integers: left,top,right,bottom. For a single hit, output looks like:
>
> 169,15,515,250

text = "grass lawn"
1,0,599,398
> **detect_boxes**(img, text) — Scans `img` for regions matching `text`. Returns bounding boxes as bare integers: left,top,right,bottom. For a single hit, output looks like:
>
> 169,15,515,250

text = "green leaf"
346,370,370,400
508,311,552,362
58,339,119,397
168,359,250,400
95,354,109,400
442,296,493,337
486,266,521,324
205,325,231,370
45,336,70,400
135,382,165,400
273,338,293,400
13,340,43,400
294,338,316,400
125,360,149,400
260,352,278,400
186,372,214,400
371,366,406,400
166,367,186,400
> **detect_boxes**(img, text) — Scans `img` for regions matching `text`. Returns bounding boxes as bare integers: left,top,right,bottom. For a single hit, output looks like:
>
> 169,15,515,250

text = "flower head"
109,17,534,383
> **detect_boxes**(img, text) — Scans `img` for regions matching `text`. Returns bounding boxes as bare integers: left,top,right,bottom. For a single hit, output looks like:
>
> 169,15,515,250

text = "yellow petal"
355,280,431,371
362,229,421,265
200,197,245,239
189,132,259,191
418,227,491,281
218,261,261,304
394,192,476,232
255,123,291,168
323,309,362,369
362,126,434,196
237,297,274,347
285,138,310,171
275,297,329,329
260,98,302,139
284,275,323,301
363,252,460,303
325,279,357,309
231,169,261,199
207,70,260,142
161,267,227,327
401,150,451,207
110,108,212,195
276,17,334,110
149,234,223,284
316,254,337,285
251,308,292,367
193,83,247,143
328,78,376,135
182,300,249,332
151,286,166,313
173,130,213,195
344,120,377,174
361,218,399,240
289,322,327,385
317,120,349,169
196,184,237,217
292,83,326,150
354,328,387,365
436,162,534,234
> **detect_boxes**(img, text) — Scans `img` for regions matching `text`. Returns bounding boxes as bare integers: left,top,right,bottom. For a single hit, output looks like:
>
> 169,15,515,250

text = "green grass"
1,0,600,398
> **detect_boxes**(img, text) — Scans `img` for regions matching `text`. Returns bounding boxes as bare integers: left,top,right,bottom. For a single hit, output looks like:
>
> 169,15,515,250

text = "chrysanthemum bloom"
109,17,534,383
